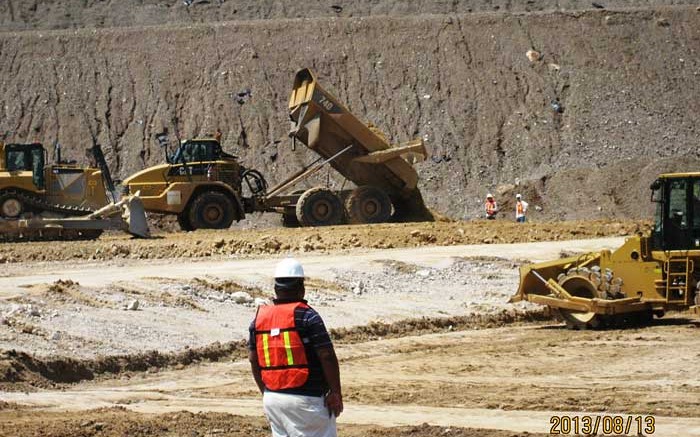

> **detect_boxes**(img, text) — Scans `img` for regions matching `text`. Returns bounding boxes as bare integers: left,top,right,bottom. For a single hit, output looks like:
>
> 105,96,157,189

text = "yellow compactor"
511,172,700,329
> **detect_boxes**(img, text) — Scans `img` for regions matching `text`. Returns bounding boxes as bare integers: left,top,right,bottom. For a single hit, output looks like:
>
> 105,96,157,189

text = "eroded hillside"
0,5,699,219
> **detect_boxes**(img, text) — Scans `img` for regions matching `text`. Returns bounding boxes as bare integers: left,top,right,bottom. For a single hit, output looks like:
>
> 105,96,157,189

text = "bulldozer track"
1,189,95,217
0,189,101,243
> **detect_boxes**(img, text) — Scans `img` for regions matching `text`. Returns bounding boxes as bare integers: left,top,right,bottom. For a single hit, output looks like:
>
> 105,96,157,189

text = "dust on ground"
0,219,646,265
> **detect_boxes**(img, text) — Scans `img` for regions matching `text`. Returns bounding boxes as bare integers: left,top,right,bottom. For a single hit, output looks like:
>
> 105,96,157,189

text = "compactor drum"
511,173,700,328
0,142,149,241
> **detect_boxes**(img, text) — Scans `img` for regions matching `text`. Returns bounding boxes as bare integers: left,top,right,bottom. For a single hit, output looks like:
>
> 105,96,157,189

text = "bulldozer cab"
651,174,700,251
1,143,46,189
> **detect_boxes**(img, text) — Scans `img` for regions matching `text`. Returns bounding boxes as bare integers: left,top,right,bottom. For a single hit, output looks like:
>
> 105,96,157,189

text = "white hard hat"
486,193,494,198
274,258,305,278
516,193,522,199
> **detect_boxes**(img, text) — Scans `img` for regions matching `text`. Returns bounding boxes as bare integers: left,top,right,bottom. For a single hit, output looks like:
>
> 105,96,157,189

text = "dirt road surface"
0,236,619,358
3,323,700,435
2,227,700,436
0,236,626,297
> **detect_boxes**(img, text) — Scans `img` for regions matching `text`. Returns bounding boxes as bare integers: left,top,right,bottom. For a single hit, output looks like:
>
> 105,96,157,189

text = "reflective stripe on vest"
254,302,310,390
485,201,496,213
516,201,524,215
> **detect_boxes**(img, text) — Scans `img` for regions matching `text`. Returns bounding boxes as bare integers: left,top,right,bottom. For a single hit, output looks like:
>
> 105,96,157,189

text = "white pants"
263,391,337,437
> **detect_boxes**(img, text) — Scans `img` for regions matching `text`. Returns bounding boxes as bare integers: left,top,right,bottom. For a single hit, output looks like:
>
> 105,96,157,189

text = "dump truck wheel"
345,186,393,224
557,270,607,330
188,191,236,230
0,195,23,218
281,213,300,228
177,212,194,232
295,188,344,227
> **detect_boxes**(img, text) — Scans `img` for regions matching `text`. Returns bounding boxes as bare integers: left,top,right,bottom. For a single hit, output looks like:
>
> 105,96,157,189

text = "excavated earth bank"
0,3,698,220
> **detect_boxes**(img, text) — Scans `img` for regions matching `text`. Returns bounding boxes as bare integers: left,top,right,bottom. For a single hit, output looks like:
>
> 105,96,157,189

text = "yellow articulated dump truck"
0,142,149,241
124,68,429,231
511,172,700,329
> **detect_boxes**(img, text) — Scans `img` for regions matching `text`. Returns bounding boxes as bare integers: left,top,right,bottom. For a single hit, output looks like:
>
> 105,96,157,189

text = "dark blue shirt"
249,299,333,396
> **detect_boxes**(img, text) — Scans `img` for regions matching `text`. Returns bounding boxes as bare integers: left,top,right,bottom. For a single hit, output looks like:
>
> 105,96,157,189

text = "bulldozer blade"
123,195,150,238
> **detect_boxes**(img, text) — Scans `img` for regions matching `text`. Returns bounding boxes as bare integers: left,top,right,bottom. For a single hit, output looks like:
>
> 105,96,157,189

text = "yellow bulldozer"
511,172,700,328
0,142,149,241
123,68,428,231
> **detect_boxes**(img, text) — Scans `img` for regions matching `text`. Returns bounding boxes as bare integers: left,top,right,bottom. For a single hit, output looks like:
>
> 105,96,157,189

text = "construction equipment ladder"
664,258,694,304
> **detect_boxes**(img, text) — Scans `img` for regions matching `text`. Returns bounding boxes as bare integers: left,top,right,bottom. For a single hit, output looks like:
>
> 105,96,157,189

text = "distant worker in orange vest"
249,258,343,437
515,193,529,223
485,193,498,220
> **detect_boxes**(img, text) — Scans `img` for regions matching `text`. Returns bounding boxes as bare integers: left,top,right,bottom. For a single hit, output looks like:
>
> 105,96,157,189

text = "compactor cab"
511,171,700,329
650,174,700,251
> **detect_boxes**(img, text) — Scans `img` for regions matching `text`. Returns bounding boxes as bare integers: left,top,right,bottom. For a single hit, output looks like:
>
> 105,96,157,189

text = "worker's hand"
324,391,343,418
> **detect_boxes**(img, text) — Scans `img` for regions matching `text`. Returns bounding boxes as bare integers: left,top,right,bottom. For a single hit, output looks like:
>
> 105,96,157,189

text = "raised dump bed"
286,68,431,222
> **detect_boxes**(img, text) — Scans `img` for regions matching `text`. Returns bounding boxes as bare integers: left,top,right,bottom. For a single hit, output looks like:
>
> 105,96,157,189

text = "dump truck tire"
187,191,236,230
557,269,608,330
281,190,305,228
281,213,301,228
345,186,393,224
295,188,344,227
177,212,194,232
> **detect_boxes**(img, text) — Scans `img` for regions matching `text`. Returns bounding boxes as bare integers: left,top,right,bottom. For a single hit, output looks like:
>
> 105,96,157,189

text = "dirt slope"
0,1,694,31
0,4,699,220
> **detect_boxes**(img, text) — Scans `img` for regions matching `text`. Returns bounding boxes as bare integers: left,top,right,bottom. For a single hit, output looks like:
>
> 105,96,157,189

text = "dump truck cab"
123,138,246,231
650,173,700,251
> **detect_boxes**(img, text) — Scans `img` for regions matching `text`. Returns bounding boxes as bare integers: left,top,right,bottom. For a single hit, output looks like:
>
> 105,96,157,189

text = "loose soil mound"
0,341,247,390
0,219,646,264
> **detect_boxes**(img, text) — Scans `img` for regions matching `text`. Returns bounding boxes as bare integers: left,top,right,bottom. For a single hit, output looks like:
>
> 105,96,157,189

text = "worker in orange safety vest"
484,193,498,220
515,193,529,223
249,258,343,437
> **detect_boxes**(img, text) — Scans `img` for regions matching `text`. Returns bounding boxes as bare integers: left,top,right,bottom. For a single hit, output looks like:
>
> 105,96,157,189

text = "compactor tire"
177,212,194,232
557,270,607,330
295,188,344,227
345,186,393,224
0,194,23,218
187,191,236,230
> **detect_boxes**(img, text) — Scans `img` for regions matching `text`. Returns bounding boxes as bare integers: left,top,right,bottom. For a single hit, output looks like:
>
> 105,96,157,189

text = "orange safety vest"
485,200,497,215
254,302,310,390
516,201,524,215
